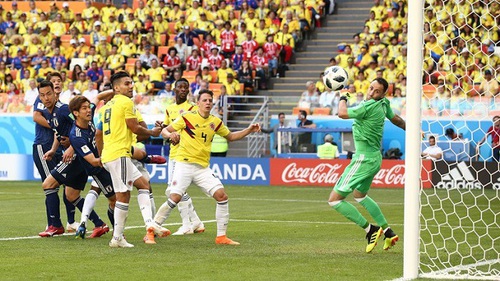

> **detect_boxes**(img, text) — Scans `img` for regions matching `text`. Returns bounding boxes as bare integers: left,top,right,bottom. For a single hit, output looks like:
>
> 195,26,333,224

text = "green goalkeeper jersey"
347,98,395,153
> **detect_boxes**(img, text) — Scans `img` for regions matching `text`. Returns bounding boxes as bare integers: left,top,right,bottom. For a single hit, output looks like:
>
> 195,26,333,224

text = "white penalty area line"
0,219,380,242
0,220,218,241
0,218,490,241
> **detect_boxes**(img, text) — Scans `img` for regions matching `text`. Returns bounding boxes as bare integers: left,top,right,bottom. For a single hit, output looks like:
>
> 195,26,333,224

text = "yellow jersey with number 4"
171,111,230,168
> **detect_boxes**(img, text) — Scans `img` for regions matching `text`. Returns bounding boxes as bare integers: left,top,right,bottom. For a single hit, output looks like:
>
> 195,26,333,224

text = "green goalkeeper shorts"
334,151,382,197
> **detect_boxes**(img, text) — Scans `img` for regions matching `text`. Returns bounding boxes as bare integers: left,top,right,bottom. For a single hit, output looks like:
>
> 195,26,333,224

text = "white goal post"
404,0,424,279
405,0,499,280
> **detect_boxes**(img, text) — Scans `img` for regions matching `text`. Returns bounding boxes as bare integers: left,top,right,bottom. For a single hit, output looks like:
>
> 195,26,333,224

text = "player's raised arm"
225,123,261,142
125,117,162,137
390,114,406,131
337,94,349,119
33,110,51,129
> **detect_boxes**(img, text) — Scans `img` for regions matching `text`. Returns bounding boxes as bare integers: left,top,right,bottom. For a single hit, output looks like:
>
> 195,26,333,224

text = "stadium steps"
261,0,370,118
227,0,371,157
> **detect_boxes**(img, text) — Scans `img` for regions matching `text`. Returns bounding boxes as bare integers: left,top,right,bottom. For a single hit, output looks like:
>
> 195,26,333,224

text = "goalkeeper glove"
339,93,350,102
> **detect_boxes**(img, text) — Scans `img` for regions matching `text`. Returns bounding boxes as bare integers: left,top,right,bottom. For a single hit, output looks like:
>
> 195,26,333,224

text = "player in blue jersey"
37,80,108,237
32,94,63,234
69,95,117,239
34,72,77,236
48,72,79,232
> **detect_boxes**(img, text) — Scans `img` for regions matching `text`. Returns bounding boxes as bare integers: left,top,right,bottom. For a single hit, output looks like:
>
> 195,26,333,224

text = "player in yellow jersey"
154,89,261,245
100,71,169,248
158,78,205,236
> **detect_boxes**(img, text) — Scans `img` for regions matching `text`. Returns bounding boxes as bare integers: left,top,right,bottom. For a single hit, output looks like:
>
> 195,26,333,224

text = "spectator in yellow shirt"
76,37,90,58
135,0,151,23
101,0,118,23
146,59,167,89
254,20,269,46
186,0,205,23
84,46,104,69
133,72,152,95
353,71,370,93
216,60,236,83
49,14,67,38
124,13,142,34
105,45,125,71
153,14,170,36
97,37,112,58
74,71,90,93
223,73,241,95
82,0,99,23
118,35,137,60
60,2,75,24
37,59,55,79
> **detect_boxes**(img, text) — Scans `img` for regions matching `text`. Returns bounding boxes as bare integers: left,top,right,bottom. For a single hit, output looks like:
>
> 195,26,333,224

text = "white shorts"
167,158,175,186
132,158,150,181
168,161,223,197
104,157,142,193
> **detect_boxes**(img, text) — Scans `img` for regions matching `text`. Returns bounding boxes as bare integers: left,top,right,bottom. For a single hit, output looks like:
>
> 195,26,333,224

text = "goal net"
414,0,500,279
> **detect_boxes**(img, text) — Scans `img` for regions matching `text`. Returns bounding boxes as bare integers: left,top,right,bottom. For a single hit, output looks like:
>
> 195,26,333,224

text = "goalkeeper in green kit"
328,78,406,253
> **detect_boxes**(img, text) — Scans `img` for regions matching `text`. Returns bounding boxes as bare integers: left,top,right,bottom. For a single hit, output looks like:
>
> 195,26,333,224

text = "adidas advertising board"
432,161,500,190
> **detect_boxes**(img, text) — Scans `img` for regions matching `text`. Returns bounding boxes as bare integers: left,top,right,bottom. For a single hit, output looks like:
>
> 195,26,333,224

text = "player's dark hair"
374,77,389,94
110,70,130,88
197,89,213,100
46,72,62,81
69,95,91,114
38,80,54,91
175,78,189,88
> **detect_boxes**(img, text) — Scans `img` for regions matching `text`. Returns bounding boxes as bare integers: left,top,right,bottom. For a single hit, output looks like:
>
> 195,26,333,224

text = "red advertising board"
270,159,432,188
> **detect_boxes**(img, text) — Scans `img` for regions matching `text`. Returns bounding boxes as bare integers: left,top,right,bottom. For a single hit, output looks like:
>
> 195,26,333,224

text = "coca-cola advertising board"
270,159,432,188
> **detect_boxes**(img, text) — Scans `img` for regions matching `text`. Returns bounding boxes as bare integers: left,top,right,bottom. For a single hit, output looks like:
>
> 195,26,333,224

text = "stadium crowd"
0,0,328,113
300,0,499,117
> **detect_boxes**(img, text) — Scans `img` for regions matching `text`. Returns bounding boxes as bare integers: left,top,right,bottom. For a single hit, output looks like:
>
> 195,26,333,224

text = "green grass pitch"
0,181,496,280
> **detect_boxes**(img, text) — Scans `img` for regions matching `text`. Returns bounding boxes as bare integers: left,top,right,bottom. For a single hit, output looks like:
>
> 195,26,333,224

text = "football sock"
356,196,389,229
113,202,128,239
178,194,191,227
216,200,229,237
72,196,104,227
140,155,151,163
149,191,156,215
107,205,114,227
364,224,372,233
45,188,62,227
45,197,51,227
187,196,202,224
63,187,76,224
154,198,177,226
137,189,153,225
80,190,98,224
330,200,369,229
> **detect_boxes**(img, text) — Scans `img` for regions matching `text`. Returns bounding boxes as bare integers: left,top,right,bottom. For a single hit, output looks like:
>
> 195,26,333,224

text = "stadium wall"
269,115,497,160
3,114,495,158
1,153,496,190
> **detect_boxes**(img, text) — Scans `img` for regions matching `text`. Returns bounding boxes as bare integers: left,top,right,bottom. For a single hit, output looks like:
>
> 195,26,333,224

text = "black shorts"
91,169,115,198
33,144,62,182
51,160,88,190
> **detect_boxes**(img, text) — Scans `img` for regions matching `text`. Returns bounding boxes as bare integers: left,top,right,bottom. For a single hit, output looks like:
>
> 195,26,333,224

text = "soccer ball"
323,66,349,91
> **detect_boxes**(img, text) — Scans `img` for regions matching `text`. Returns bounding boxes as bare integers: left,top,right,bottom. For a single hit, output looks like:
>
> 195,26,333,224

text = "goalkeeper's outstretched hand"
339,92,350,102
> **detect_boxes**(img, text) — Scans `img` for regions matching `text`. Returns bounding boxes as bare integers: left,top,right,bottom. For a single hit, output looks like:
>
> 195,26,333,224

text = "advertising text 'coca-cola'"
270,159,432,188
